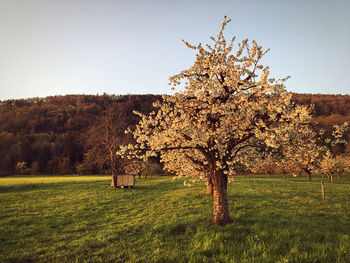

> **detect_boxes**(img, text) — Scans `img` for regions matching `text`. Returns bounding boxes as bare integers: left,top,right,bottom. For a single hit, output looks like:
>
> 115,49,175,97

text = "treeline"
292,93,350,130
0,94,161,176
0,93,349,176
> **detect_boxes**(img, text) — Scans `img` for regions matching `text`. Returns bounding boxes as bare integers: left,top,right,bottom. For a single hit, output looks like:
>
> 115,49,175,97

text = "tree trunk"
206,168,215,195
111,167,118,188
268,173,271,179
338,174,341,179
110,152,117,188
206,161,215,196
282,173,286,179
212,169,230,225
206,173,213,196
330,173,334,183
306,170,311,181
111,173,117,188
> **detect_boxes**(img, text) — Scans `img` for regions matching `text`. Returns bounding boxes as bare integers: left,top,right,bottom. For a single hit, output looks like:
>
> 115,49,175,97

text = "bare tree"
124,159,149,179
84,108,129,188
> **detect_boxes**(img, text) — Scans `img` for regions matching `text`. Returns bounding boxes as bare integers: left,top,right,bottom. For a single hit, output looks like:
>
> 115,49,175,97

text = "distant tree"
31,133,53,173
255,155,277,179
15,161,27,175
30,161,40,175
120,17,312,225
124,160,149,179
84,108,130,188
284,127,324,181
57,157,71,175
319,151,338,182
76,162,90,176
331,155,347,179
283,122,348,181
276,159,293,179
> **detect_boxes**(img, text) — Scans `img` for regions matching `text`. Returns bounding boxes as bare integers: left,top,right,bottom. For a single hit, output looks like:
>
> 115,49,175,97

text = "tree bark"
206,175,213,195
306,171,311,181
109,151,117,188
338,174,341,179
282,173,286,179
111,165,117,188
206,166,214,196
212,169,230,225
111,173,117,188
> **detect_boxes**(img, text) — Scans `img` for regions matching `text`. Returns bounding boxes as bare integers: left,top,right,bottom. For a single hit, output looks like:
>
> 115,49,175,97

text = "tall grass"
0,175,349,262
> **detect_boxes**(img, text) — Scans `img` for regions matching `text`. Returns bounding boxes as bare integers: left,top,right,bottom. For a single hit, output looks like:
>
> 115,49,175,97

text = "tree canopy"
121,17,313,225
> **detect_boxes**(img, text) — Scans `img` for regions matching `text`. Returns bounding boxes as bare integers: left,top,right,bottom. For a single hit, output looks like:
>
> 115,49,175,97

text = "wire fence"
230,174,350,213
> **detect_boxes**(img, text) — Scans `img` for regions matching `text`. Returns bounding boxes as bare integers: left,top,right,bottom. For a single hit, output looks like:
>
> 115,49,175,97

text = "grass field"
0,174,350,263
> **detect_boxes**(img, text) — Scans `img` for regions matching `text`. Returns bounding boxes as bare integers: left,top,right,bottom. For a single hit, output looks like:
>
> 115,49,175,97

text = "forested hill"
0,94,161,134
292,93,350,129
0,93,349,176
0,94,161,176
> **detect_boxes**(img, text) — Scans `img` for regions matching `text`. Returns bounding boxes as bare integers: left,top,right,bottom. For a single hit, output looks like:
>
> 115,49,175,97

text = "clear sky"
0,0,349,100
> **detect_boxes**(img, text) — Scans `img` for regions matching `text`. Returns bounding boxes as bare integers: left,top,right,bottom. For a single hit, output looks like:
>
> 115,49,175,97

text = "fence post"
321,179,325,203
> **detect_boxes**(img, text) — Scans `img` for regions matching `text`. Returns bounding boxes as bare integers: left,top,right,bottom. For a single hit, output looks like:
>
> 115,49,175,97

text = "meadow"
0,174,349,263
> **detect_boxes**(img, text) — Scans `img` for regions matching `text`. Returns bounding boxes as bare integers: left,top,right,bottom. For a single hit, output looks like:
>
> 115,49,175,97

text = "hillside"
292,93,350,130
0,94,161,176
0,93,349,176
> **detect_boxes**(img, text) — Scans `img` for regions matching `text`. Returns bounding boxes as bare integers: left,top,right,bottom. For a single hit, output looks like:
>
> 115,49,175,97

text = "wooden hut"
117,174,135,188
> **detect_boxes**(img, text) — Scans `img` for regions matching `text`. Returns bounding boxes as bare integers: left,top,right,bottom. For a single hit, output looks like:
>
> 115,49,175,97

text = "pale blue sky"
0,0,349,100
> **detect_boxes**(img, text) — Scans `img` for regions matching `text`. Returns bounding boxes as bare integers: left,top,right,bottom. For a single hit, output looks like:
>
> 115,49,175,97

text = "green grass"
1,174,350,262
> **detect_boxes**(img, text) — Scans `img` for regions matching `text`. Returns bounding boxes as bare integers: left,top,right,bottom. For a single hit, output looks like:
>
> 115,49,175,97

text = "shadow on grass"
0,184,54,193
0,181,106,193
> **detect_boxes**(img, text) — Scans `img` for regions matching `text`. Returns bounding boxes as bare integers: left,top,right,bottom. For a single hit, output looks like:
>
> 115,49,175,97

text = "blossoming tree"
286,122,349,181
319,122,349,181
120,17,311,225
